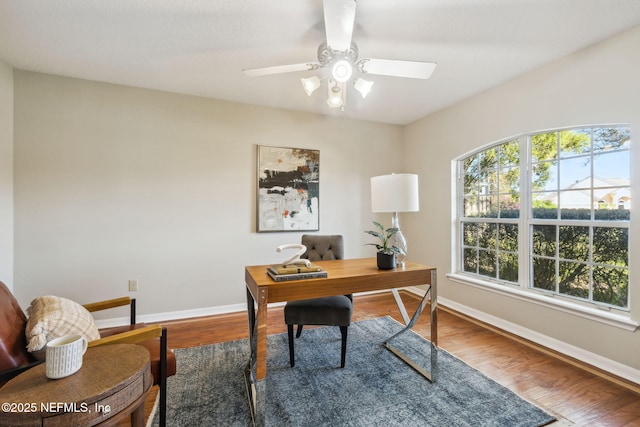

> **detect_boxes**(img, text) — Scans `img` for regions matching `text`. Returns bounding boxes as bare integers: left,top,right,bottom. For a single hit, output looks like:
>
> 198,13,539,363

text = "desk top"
246,257,435,303
0,344,151,426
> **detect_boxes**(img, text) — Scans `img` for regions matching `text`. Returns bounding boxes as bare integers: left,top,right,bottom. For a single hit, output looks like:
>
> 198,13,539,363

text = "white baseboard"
93,301,284,329
437,296,640,386
94,290,402,329
95,287,640,387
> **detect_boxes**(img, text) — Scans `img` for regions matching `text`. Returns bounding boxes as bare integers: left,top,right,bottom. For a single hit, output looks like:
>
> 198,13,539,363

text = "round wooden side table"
0,344,151,426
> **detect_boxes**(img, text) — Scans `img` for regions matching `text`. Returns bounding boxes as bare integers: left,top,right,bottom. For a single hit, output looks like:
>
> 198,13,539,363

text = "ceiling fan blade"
358,58,437,79
323,0,356,52
243,63,320,77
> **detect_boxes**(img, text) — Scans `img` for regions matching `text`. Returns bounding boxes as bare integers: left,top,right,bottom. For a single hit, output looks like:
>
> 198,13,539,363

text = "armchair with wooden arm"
0,282,175,427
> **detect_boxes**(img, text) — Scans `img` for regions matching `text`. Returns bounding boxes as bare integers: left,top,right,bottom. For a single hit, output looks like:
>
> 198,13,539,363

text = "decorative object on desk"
257,145,319,232
377,252,395,270
269,243,325,280
151,317,555,427
371,173,419,266
364,220,402,270
276,243,311,267
269,264,322,275
267,269,328,282
45,334,87,379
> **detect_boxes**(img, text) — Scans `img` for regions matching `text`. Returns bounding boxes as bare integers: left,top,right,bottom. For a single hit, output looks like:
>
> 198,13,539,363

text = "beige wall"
13,72,402,315
0,59,13,290
404,25,640,370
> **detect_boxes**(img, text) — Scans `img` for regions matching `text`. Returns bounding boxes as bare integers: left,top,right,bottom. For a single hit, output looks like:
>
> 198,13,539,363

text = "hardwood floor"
136,291,640,426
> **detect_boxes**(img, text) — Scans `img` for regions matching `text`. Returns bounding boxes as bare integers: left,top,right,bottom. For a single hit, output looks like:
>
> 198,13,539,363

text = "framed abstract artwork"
257,145,319,232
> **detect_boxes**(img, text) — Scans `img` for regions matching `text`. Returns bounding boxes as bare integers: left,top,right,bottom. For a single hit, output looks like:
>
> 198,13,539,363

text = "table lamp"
370,173,420,265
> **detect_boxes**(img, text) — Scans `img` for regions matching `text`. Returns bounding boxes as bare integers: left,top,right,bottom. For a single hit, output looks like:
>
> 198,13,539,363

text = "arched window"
456,125,630,310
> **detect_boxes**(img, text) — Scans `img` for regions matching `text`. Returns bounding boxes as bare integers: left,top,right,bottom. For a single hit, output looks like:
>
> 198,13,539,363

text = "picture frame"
256,145,319,232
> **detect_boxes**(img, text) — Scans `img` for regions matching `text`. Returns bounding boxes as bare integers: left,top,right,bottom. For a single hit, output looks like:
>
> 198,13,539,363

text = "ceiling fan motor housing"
317,41,359,67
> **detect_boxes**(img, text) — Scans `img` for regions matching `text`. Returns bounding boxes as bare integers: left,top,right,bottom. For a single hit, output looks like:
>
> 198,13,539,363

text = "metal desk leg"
244,287,265,426
384,270,438,382
391,288,411,325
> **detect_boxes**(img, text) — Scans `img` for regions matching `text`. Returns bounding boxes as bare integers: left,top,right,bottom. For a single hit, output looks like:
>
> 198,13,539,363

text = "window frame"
450,124,634,330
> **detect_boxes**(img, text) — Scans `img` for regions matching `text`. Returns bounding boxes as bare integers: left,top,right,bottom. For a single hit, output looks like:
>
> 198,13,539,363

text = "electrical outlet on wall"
128,280,138,292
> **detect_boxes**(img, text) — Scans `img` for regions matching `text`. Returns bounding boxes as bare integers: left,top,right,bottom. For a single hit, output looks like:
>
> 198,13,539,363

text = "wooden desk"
0,344,151,426
244,258,437,425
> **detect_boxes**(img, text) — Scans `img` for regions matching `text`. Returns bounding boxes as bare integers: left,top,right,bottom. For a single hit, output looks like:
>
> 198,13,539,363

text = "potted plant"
364,221,405,270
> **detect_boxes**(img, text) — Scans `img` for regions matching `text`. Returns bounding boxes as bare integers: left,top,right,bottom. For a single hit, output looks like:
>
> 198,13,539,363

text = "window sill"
446,273,639,332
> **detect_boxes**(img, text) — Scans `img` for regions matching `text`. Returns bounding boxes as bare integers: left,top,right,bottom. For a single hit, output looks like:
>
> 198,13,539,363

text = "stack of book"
267,263,328,282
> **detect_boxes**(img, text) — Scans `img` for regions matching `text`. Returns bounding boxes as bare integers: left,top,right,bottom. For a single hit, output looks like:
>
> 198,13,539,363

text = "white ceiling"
1,0,640,125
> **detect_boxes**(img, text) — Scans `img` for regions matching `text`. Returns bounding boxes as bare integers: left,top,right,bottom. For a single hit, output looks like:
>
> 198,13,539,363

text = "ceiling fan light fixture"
243,1,438,112
331,59,353,83
354,78,374,98
301,76,322,96
327,79,344,108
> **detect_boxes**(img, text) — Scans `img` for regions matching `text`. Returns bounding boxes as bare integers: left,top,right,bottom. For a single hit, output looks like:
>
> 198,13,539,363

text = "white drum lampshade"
371,174,419,213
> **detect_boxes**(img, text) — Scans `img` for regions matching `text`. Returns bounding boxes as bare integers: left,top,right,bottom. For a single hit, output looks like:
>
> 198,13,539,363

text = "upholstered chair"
284,235,353,368
0,280,175,427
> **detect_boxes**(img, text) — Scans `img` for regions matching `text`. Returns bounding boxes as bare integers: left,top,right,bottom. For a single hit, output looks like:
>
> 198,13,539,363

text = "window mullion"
519,135,529,291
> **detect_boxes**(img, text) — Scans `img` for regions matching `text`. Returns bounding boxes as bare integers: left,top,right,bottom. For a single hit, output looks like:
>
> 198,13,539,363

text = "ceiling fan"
242,0,437,110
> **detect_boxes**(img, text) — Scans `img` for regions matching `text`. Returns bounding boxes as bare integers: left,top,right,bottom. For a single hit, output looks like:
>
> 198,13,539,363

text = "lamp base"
389,213,407,265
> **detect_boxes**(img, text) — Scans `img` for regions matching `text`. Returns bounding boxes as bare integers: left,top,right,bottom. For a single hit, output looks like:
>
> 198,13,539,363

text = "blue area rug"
152,316,555,426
